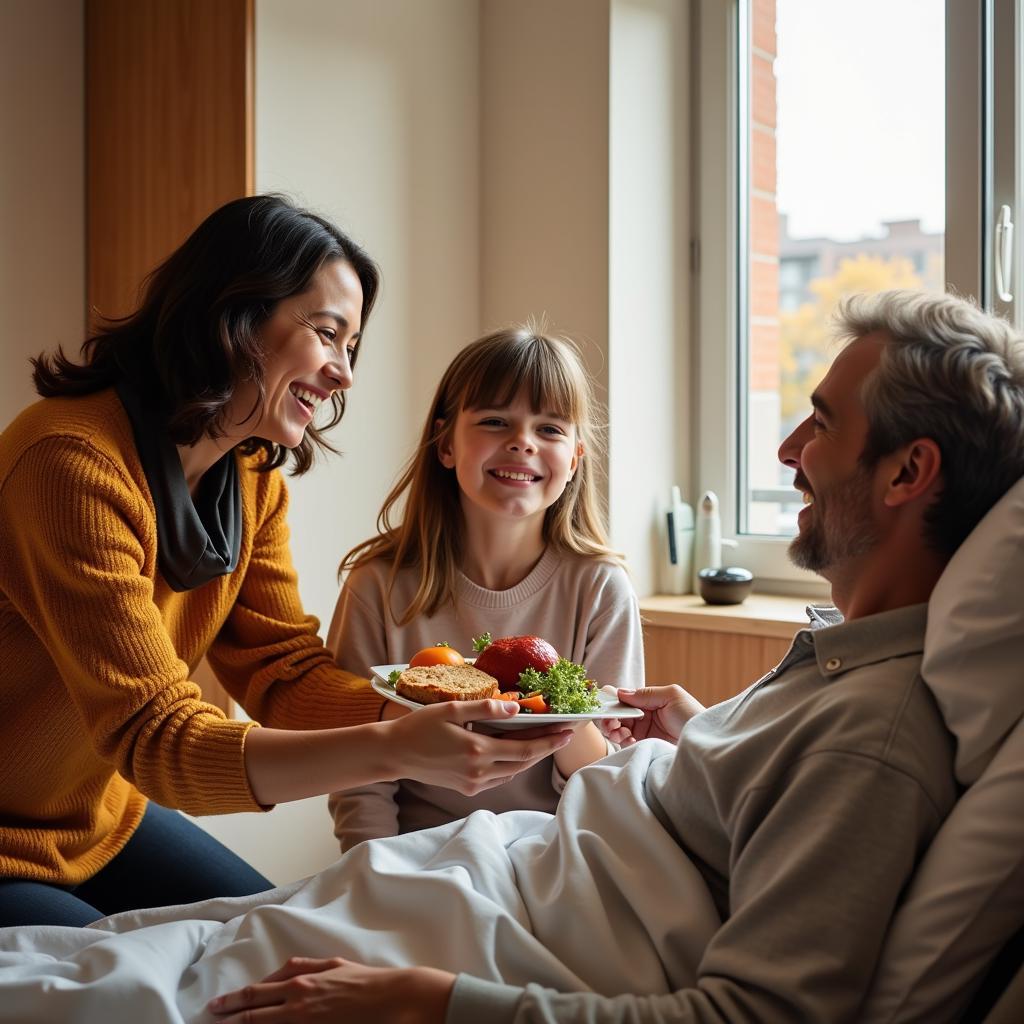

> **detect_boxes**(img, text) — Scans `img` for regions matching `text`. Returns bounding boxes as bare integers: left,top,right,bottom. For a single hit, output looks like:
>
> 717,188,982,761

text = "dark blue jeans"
0,802,273,927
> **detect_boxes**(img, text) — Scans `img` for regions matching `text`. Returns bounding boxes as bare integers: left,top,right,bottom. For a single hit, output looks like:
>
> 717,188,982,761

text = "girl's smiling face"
438,389,582,529
228,258,364,449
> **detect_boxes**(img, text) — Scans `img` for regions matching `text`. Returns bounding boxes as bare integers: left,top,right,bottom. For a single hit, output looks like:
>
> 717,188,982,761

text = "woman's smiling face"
229,258,364,449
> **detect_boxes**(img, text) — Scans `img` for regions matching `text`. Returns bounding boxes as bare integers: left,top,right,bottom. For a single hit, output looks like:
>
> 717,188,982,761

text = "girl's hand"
599,685,705,746
553,720,611,777
208,956,454,1023
384,699,574,796
380,698,411,721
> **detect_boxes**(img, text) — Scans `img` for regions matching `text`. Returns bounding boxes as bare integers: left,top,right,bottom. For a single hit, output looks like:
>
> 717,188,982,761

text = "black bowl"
697,567,754,606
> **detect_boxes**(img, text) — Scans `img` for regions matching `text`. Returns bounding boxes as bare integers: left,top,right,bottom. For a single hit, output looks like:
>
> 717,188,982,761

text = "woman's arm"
1,441,572,813
0,438,264,815
207,466,384,731
243,699,574,805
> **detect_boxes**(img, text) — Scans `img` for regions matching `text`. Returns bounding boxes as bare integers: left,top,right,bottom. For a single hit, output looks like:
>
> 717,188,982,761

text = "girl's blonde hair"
340,323,622,622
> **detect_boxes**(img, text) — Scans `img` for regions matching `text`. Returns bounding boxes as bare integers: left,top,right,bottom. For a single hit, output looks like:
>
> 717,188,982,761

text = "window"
694,0,1021,588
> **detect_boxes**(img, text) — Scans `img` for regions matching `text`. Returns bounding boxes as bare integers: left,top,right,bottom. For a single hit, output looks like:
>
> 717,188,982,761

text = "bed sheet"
0,741,719,1023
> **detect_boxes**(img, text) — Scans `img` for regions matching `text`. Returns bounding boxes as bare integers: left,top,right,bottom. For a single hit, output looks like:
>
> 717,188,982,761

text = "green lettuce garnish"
518,658,600,714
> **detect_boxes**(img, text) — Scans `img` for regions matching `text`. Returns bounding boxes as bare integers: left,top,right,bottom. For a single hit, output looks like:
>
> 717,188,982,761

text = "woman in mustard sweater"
0,195,571,927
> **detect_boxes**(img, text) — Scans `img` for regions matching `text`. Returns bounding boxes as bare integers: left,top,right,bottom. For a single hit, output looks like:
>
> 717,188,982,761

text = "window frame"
692,0,1009,592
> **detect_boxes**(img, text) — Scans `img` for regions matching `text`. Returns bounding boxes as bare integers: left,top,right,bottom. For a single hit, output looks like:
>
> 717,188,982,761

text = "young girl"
326,324,645,850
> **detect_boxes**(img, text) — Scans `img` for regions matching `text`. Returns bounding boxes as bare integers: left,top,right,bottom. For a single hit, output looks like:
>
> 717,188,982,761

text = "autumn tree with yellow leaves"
779,254,928,428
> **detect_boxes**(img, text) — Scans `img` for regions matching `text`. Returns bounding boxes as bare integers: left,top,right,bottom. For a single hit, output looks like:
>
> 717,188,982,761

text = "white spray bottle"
693,490,723,593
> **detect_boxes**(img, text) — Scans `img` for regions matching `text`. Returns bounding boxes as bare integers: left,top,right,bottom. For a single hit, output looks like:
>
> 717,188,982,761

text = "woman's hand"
208,956,454,1023
384,699,574,796
243,701,572,806
599,685,705,746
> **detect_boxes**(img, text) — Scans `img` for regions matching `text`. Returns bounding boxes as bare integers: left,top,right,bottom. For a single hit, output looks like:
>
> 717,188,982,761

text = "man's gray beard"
788,466,879,574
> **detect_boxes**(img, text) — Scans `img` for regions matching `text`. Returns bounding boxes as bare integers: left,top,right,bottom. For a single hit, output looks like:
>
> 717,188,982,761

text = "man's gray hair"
835,289,1024,556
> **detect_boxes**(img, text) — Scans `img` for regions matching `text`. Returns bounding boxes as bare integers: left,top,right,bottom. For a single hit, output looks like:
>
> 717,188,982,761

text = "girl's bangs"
461,336,586,424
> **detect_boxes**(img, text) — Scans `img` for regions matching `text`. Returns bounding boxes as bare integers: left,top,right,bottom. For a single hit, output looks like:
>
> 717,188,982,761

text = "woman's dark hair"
32,194,380,474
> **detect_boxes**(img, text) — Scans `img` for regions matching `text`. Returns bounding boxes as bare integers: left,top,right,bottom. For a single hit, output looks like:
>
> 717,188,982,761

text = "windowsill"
639,592,824,640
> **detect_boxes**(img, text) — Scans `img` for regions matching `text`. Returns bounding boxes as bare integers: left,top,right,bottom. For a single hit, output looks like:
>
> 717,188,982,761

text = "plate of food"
370,633,643,731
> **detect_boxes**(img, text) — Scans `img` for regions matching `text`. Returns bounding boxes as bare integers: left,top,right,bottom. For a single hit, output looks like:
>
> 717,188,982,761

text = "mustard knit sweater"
0,388,384,884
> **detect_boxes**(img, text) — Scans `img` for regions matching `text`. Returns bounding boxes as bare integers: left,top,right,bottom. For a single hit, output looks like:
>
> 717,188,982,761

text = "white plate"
370,664,644,731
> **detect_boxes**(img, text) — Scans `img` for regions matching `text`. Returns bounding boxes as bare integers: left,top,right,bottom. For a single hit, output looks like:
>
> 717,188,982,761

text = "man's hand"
208,956,454,1023
600,685,706,746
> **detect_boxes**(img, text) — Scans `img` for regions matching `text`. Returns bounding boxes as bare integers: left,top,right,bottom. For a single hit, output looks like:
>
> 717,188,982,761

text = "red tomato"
409,643,465,668
473,635,559,691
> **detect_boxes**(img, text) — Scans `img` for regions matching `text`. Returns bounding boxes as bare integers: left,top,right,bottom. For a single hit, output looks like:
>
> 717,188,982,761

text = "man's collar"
795,603,928,679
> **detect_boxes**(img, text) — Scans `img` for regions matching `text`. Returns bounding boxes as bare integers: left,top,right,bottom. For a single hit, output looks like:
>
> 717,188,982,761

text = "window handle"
995,204,1014,302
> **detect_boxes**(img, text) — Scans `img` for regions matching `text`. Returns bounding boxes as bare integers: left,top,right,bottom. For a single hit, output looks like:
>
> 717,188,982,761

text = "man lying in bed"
201,290,1024,1023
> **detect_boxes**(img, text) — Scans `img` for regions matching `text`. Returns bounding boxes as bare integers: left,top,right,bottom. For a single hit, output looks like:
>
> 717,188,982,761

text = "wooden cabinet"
639,594,814,707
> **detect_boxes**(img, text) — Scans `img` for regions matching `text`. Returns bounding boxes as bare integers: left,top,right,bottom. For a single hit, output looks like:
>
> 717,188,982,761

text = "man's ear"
435,418,455,468
882,438,942,508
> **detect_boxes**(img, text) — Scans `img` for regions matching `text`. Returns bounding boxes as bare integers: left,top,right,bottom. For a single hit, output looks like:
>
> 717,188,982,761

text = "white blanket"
0,742,720,1023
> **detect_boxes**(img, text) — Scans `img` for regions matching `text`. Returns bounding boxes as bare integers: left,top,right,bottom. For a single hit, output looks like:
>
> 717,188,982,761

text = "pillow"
860,715,1024,1022
922,475,1024,786
860,476,1024,1021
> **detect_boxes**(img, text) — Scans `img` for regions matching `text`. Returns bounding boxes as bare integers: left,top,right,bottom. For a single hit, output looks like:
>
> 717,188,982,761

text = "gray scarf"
116,381,241,592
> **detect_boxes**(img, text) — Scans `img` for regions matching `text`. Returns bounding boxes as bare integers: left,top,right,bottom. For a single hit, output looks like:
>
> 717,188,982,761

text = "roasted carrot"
517,694,549,713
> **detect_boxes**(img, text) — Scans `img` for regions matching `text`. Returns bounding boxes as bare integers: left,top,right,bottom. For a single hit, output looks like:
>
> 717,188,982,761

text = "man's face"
778,334,886,580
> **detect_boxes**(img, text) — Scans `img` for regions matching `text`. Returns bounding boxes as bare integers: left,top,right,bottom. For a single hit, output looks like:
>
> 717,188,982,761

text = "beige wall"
256,0,482,634
0,0,85,427
609,0,690,598
479,0,690,598
479,0,611,399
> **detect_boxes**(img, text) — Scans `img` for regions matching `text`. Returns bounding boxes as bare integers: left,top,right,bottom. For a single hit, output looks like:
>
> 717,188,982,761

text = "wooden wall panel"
86,0,253,713
643,624,791,707
86,0,253,324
